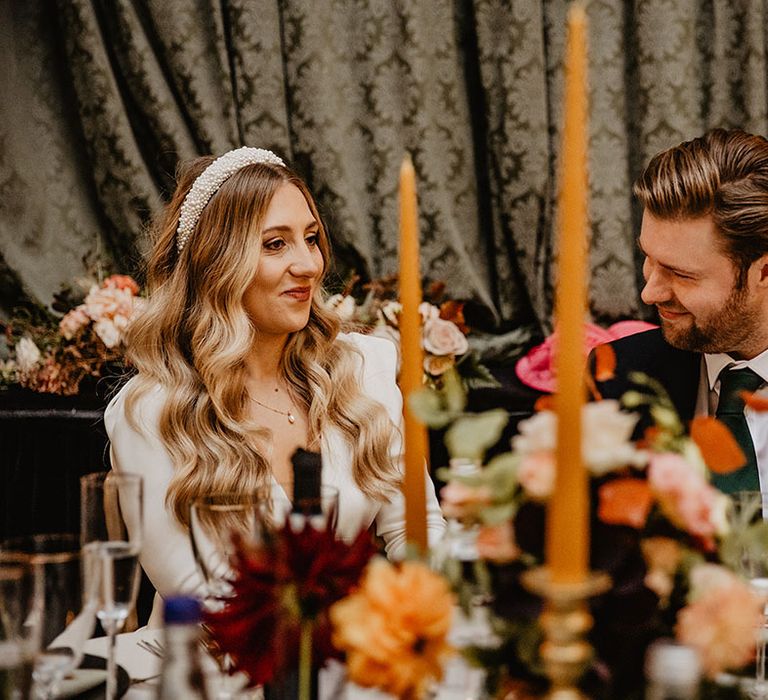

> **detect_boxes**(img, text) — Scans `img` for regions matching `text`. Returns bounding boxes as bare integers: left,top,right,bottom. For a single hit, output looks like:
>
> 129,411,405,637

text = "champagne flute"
0,553,37,700
80,471,143,700
0,534,91,700
729,491,768,699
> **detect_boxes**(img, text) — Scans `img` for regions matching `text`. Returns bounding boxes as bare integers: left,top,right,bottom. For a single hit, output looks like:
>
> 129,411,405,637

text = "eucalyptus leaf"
480,502,518,526
446,409,509,460
408,386,453,429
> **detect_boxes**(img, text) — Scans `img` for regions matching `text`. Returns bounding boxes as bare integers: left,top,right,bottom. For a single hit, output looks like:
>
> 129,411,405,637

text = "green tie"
711,367,764,493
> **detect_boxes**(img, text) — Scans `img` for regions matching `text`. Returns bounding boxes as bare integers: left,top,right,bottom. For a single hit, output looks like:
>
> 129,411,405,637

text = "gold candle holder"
520,567,611,700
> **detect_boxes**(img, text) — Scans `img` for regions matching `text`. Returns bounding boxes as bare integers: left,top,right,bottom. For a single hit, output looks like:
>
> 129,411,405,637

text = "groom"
598,128,768,493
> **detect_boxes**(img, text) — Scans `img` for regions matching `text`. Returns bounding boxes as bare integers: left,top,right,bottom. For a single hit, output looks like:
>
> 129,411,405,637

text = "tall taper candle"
398,154,429,553
547,3,590,584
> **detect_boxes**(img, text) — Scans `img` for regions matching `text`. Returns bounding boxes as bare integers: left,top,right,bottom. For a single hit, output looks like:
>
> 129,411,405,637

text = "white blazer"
104,332,445,627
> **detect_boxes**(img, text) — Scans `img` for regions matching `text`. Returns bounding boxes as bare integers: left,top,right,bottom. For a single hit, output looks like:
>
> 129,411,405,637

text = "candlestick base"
520,567,611,700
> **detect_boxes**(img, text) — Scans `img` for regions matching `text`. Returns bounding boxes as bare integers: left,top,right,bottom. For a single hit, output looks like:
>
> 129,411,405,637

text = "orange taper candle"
546,3,590,584
398,154,429,553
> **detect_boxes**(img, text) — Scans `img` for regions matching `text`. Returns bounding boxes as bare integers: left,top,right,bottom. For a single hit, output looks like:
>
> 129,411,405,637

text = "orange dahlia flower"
330,558,455,698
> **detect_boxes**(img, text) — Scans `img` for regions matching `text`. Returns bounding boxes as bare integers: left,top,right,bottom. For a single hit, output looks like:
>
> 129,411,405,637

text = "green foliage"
408,366,467,428
445,409,508,462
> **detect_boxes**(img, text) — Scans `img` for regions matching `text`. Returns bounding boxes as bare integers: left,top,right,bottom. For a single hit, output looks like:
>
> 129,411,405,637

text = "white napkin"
82,627,162,681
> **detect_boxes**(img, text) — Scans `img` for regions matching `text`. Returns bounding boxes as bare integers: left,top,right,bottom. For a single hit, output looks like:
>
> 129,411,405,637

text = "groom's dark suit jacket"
596,327,701,429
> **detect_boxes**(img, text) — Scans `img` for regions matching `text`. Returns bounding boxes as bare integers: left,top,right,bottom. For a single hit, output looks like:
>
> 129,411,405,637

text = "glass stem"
106,626,117,700
755,616,766,685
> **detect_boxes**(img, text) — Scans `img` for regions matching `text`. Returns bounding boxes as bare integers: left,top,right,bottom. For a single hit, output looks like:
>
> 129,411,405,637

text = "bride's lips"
283,286,312,302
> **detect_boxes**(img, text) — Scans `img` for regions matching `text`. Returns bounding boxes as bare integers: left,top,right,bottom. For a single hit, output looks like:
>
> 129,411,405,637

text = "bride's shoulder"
104,376,167,434
337,331,398,375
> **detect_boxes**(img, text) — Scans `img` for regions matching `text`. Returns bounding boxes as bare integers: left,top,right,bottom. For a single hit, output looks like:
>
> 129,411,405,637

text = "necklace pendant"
288,411,296,424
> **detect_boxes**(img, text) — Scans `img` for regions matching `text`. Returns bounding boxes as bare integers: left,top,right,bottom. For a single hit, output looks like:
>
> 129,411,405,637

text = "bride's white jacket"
105,332,445,626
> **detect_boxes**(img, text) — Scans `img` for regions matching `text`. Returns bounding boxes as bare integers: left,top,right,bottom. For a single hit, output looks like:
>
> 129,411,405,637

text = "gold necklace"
250,394,296,424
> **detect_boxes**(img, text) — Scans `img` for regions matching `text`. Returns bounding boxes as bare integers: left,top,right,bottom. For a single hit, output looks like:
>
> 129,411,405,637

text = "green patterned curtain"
2,0,767,337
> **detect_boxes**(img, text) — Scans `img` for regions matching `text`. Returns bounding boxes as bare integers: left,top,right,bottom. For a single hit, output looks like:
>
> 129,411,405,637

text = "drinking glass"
189,492,266,700
262,483,339,532
0,553,36,700
80,471,143,700
729,491,768,699
0,534,91,699
189,492,265,608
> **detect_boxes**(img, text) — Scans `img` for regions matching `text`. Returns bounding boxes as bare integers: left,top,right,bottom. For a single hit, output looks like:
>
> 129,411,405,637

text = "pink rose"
59,307,89,340
648,453,719,542
422,318,468,357
518,451,555,501
476,522,520,563
676,566,764,677
440,482,492,520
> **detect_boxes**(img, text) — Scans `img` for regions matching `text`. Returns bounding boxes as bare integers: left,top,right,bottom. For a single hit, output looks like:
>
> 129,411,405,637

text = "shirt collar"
704,347,768,391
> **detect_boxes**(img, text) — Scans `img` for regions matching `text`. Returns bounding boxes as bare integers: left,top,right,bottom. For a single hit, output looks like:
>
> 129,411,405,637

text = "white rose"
419,302,440,322
324,293,356,321
582,400,646,475
512,410,557,454
94,319,121,348
380,301,402,326
15,336,41,373
422,317,469,357
512,400,645,476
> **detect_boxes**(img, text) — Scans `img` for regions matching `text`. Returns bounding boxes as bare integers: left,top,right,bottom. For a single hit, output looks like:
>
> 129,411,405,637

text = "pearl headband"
176,146,285,253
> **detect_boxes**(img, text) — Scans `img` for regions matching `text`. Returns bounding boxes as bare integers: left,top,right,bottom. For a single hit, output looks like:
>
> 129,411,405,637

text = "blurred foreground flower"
330,558,455,699
676,564,765,678
206,523,375,689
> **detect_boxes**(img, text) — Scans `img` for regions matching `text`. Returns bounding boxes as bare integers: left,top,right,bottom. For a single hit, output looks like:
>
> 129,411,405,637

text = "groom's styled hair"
634,128,768,287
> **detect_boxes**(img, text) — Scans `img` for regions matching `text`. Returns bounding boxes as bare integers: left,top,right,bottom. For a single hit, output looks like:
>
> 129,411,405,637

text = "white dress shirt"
696,348,768,490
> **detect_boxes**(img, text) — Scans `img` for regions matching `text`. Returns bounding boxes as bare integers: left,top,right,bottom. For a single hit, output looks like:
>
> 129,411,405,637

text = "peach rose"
422,318,468,357
517,451,555,501
423,354,455,376
440,482,492,520
59,307,89,340
476,522,520,563
103,274,140,295
676,565,765,677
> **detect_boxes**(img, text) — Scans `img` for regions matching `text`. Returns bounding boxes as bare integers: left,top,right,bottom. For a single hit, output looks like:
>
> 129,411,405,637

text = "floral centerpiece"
417,356,768,698
206,517,457,700
0,273,144,395
324,274,499,390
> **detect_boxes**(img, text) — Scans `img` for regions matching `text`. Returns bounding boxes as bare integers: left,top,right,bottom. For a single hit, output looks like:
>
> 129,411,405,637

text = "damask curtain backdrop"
1,0,767,337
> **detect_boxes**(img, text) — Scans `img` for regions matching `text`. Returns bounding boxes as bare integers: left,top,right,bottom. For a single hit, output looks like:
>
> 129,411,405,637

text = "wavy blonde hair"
124,156,401,526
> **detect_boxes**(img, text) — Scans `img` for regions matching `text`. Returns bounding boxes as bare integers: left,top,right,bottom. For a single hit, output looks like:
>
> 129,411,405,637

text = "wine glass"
0,534,92,699
0,553,37,700
729,491,768,699
189,491,266,608
80,471,143,700
189,491,266,699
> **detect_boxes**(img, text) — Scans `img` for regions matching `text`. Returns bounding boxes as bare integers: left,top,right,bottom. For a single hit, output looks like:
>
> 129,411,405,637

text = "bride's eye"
263,238,285,251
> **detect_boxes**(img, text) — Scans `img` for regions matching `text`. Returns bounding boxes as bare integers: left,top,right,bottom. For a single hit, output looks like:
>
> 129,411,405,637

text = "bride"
105,147,444,626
